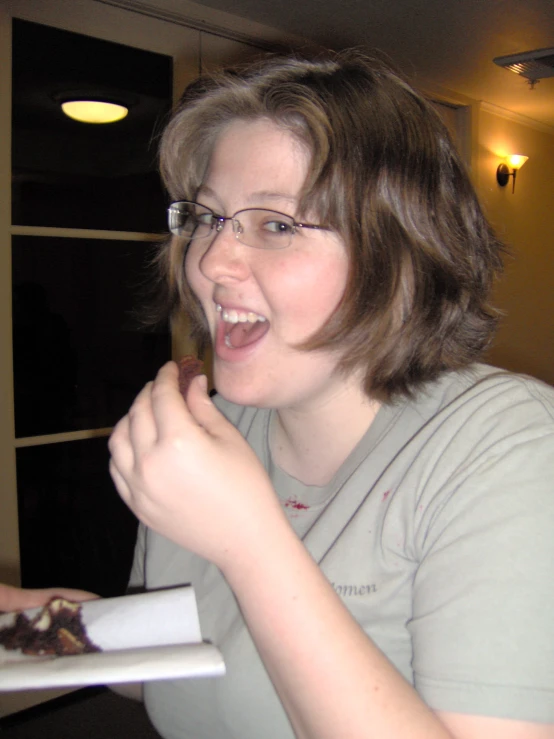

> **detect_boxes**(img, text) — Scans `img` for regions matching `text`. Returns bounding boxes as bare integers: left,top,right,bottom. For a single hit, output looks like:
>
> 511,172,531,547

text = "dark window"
16,438,138,597
12,235,170,437
12,19,172,232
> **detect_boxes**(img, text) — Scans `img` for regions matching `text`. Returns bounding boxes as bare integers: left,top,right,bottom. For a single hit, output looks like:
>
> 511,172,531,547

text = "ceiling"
186,0,554,129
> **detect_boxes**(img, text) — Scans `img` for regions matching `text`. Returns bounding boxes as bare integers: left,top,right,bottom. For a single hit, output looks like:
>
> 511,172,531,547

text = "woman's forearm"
221,519,452,739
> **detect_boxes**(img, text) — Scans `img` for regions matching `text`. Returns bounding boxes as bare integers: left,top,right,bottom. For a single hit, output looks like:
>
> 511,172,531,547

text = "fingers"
109,457,131,501
109,363,191,500
109,374,164,477
0,584,98,613
108,415,133,481
40,588,99,603
0,584,41,612
127,381,158,457
127,362,199,440
109,362,211,520
149,362,199,440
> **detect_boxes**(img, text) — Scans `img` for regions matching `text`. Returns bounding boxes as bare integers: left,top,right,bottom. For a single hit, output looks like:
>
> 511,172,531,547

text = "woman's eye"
195,213,214,226
262,220,293,235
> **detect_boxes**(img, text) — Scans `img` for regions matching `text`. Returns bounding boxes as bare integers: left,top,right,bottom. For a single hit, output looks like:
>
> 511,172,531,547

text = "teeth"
215,304,266,324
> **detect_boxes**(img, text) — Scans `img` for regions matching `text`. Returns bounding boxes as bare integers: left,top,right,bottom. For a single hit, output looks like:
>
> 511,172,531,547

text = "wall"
0,3,19,586
476,106,554,386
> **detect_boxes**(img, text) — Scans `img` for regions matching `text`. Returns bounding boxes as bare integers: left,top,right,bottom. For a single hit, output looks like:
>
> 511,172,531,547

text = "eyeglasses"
167,200,328,250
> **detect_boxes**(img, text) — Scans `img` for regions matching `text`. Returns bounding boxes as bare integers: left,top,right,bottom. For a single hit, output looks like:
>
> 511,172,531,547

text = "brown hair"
158,50,504,402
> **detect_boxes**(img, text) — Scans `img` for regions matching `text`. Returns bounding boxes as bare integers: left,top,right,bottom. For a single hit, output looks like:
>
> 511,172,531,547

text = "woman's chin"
212,369,259,407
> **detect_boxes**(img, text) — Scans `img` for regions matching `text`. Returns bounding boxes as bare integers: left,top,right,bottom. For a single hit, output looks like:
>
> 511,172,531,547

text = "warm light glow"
61,100,128,124
506,154,528,171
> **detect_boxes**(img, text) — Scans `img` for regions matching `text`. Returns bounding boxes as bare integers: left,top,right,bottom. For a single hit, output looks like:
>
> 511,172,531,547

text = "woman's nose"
198,221,250,283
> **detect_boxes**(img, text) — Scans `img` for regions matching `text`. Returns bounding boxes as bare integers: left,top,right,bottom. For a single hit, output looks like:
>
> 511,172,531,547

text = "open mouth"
216,304,270,349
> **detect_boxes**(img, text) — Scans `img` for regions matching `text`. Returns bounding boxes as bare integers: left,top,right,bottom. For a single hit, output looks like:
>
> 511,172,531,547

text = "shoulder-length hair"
158,50,504,403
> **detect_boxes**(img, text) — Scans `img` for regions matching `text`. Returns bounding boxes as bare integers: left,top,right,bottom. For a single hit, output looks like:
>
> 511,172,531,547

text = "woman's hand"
108,362,284,569
0,584,98,613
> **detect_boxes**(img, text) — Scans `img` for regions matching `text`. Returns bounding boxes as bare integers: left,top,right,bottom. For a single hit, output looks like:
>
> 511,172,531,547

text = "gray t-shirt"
129,364,554,738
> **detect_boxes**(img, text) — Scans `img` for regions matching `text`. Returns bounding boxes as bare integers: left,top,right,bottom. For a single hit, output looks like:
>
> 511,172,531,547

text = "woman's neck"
270,377,380,487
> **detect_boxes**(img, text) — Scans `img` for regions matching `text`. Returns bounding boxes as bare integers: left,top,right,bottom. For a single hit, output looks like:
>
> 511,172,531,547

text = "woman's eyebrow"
196,185,297,208
246,191,297,206
195,184,218,203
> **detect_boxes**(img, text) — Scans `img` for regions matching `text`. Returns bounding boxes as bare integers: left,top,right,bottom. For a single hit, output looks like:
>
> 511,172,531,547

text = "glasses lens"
168,202,214,238
238,209,295,249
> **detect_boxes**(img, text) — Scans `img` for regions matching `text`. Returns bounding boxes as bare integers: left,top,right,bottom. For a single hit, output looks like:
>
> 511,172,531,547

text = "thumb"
186,375,229,435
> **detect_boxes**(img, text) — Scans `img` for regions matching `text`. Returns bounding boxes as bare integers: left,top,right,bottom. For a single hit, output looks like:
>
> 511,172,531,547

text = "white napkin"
0,587,225,691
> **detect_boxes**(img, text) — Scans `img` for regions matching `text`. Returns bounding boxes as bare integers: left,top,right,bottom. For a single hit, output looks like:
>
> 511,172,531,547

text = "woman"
7,52,554,738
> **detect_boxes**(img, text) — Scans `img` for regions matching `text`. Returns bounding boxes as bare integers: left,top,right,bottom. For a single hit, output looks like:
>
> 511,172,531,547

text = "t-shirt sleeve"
409,380,554,722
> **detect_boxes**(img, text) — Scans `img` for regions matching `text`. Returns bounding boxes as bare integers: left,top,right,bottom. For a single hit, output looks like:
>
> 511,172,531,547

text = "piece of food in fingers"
177,355,203,399
0,596,101,656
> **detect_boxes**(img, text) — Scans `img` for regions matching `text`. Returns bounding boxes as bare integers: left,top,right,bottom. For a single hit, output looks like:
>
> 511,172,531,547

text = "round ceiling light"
61,99,128,124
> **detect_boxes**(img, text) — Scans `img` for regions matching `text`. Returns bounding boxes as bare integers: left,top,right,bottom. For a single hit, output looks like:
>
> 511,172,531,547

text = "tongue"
227,320,269,348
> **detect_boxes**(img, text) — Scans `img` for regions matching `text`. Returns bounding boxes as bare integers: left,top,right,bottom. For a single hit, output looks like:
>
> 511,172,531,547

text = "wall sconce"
496,155,529,194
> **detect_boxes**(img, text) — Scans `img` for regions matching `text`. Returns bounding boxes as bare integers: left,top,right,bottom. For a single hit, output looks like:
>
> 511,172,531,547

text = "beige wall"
477,107,554,386
0,3,20,586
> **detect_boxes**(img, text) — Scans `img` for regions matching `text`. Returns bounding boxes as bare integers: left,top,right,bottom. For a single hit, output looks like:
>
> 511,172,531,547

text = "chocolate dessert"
0,597,101,656
178,355,203,399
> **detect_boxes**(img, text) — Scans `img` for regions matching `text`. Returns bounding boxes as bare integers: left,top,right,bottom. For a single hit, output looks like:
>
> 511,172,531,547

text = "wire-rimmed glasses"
167,200,328,250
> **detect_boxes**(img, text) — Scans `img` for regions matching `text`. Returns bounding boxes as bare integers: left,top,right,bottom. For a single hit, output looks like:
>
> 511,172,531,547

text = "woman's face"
185,118,350,411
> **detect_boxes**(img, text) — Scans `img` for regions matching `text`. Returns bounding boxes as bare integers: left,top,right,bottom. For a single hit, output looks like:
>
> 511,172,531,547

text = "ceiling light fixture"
60,99,128,124
53,90,134,124
496,155,529,194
